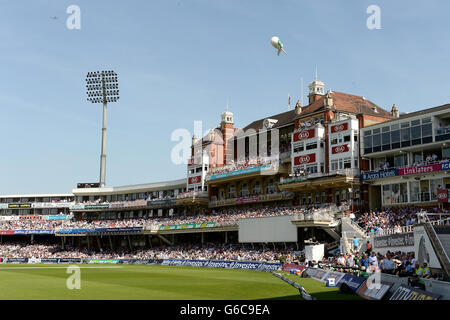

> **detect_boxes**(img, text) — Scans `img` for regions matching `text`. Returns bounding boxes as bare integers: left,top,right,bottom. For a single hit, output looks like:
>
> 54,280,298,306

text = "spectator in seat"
360,253,370,269
380,253,395,274
368,251,379,272
354,252,361,268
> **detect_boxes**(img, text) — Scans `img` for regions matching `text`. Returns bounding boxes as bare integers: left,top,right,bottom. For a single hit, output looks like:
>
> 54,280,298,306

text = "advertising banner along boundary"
161,259,281,271
389,285,441,300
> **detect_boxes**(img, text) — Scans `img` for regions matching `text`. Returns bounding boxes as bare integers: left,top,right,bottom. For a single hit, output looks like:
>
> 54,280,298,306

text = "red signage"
282,264,306,273
294,154,316,165
0,230,14,235
331,122,348,133
236,196,259,204
293,129,315,142
18,215,42,220
332,144,349,154
188,176,202,184
398,164,441,176
437,189,448,203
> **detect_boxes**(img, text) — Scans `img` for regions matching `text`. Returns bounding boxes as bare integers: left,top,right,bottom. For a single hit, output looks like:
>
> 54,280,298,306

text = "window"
294,142,304,153
228,185,235,198
443,147,450,160
401,128,410,141
394,154,407,167
344,135,351,142
391,184,400,204
382,126,390,132
430,179,442,201
374,157,387,169
364,135,372,148
413,151,423,164
382,132,390,145
400,183,408,203
373,134,381,146
382,184,391,205
411,125,421,139
306,142,317,150
241,183,248,197
401,122,410,128
411,119,420,126
344,157,351,169
331,137,338,145
267,181,275,193
354,135,358,142
341,189,346,201
373,128,380,134
391,124,399,130
364,130,372,136
306,164,318,174
422,123,432,137
254,182,261,194
391,130,400,143
331,160,338,171
422,117,431,123
409,181,420,202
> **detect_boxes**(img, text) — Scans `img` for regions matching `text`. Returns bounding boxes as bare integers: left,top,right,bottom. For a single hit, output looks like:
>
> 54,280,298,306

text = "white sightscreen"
238,215,298,243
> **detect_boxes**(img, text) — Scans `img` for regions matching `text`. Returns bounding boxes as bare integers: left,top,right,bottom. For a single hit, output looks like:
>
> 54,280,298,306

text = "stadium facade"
0,77,449,283
1,76,448,225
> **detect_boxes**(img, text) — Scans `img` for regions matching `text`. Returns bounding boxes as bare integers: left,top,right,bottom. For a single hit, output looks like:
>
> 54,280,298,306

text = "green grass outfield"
0,264,303,300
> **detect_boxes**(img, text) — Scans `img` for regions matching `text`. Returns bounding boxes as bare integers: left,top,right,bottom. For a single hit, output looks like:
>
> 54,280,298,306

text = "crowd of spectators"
0,205,336,231
0,241,299,263
376,153,445,170
356,206,450,234
0,219,65,230
61,218,147,229
208,156,277,175
315,249,438,280
2,203,448,233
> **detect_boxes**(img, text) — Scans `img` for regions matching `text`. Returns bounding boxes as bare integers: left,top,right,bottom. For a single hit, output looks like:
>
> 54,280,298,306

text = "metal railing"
176,191,208,199
371,214,450,237
363,159,447,174
343,216,369,237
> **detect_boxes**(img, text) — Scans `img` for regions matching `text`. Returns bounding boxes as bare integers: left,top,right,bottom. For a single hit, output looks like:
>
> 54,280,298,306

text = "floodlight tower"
86,70,120,188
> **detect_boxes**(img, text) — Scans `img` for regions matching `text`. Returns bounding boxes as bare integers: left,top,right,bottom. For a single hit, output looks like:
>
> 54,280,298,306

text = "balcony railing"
176,191,208,199
209,191,295,207
279,168,360,185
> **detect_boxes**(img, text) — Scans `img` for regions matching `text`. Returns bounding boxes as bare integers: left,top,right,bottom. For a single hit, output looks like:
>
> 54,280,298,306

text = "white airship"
271,36,287,56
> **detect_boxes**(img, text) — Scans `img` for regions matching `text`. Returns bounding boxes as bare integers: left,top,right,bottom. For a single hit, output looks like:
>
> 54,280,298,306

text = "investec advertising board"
374,232,414,248
361,161,450,181
161,259,281,271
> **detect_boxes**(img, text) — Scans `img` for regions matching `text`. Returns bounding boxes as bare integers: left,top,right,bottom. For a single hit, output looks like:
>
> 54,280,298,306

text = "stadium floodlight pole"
86,70,120,188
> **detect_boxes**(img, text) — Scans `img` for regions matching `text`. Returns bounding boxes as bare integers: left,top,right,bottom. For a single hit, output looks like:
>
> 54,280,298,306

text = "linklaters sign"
374,232,414,248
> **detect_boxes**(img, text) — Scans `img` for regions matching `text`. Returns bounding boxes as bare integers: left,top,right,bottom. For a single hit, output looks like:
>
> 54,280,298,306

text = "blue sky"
1,0,449,194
